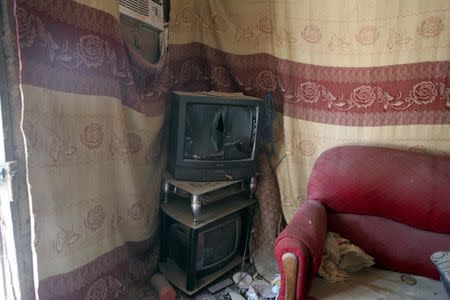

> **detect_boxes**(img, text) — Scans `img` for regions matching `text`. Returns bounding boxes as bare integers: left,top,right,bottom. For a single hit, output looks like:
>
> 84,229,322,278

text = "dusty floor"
129,261,269,299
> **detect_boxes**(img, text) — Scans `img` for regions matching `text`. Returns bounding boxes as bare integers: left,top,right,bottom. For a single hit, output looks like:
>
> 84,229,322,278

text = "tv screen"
184,103,256,161
168,214,242,272
168,91,261,181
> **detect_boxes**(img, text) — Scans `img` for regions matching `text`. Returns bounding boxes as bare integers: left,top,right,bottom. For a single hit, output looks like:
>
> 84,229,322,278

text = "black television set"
159,191,255,293
168,91,262,181
168,212,242,275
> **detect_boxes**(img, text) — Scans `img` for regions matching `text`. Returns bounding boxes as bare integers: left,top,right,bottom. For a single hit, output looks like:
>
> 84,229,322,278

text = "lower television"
159,192,254,294
168,212,242,276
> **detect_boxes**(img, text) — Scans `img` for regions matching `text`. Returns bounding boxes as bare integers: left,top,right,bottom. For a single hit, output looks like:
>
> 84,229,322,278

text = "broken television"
167,91,261,181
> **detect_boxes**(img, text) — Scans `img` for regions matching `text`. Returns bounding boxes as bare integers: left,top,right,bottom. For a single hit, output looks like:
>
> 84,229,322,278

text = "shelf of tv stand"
161,192,256,229
159,255,243,295
163,170,246,195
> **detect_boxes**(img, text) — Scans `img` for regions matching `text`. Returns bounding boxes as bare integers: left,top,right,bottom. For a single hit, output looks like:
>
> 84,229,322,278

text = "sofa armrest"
282,252,300,300
277,242,308,300
275,200,327,299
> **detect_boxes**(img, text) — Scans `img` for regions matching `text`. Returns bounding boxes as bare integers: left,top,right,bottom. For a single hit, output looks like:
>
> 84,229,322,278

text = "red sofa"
274,146,450,299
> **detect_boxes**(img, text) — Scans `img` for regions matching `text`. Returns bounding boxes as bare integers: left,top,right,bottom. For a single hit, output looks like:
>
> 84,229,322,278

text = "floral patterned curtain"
167,0,450,277
7,0,450,297
11,0,170,298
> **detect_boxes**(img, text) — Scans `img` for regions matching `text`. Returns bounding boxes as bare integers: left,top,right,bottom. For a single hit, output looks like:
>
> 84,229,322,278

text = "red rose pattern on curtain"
12,0,171,299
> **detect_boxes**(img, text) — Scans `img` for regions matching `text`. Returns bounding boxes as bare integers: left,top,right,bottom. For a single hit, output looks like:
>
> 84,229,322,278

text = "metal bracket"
191,194,201,223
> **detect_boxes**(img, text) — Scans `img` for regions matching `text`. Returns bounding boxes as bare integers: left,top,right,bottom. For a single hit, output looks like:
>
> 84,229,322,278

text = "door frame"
0,1,37,299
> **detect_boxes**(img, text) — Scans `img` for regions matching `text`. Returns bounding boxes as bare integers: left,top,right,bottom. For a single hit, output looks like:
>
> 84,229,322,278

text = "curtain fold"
11,0,169,298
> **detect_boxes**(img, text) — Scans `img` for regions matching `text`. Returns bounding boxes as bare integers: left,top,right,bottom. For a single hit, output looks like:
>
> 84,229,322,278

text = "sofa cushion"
309,267,448,300
327,213,450,280
307,146,450,233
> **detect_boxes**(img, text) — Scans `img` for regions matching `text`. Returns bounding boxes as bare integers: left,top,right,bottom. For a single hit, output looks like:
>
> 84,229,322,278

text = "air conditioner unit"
119,0,164,31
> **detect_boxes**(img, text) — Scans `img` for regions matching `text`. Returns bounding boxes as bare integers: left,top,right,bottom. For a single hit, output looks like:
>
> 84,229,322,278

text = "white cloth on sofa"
318,232,375,282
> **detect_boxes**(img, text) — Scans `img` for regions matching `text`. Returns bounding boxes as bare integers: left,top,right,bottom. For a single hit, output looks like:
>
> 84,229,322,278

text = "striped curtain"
168,0,450,222
11,0,169,298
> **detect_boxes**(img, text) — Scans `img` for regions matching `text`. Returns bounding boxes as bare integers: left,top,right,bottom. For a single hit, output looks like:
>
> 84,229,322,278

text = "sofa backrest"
307,146,450,233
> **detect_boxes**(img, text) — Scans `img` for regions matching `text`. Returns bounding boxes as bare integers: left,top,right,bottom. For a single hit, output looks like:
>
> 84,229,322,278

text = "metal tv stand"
162,171,257,223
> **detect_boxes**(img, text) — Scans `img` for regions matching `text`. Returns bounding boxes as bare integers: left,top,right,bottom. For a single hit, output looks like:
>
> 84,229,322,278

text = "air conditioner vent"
119,0,163,31
119,0,149,17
